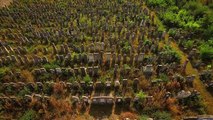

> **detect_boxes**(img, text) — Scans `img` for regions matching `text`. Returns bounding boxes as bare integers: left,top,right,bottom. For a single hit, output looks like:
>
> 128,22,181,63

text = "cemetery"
0,0,212,119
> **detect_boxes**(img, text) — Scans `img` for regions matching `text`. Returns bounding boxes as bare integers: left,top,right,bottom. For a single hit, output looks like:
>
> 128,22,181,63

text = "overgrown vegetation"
152,111,172,120
199,42,213,61
146,0,213,62
0,0,212,119
161,45,181,63
83,75,92,84
136,91,147,101
19,109,37,120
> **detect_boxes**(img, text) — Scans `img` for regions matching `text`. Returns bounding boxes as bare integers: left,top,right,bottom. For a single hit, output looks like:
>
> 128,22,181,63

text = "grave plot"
0,0,212,120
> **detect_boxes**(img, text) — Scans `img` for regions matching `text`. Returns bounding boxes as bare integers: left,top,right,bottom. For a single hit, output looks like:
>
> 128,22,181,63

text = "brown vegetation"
166,98,181,115
119,112,139,120
0,0,12,8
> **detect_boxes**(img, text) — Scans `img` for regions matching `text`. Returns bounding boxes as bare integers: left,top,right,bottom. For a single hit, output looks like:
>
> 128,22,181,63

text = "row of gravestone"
0,0,161,48
0,61,186,82
31,65,163,80
0,40,160,56
1,72,197,96
0,51,174,67
0,45,27,56
0,94,154,110
33,66,99,78
0,88,201,110
1,19,161,45
0,55,48,66
1,78,140,96
0,1,150,27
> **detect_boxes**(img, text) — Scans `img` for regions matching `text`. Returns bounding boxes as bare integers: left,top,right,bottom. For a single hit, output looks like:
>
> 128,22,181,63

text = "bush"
182,40,194,50
162,46,181,63
143,39,151,46
139,115,150,120
136,91,147,101
18,87,31,97
122,41,131,54
83,75,92,84
152,111,172,120
159,73,169,82
0,68,6,80
19,109,37,120
43,63,59,70
200,44,213,61
183,1,208,19
177,9,194,27
161,10,178,27
124,64,130,70
186,96,207,114
168,28,177,37
68,76,75,83
184,21,200,31
166,98,180,115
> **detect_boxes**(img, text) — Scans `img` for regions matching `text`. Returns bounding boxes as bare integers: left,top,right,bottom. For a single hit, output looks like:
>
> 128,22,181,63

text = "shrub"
143,39,151,46
161,10,179,27
53,82,64,94
166,98,181,115
139,115,150,120
168,28,177,37
136,91,147,101
83,75,92,84
68,76,75,83
38,73,51,81
0,68,6,80
22,70,34,82
176,9,194,27
19,109,37,120
162,46,181,63
200,44,213,61
187,96,207,114
18,87,31,97
152,111,172,120
184,21,200,31
124,64,130,70
122,41,131,54
159,73,169,82
182,40,194,50
183,1,208,19
43,63,59,70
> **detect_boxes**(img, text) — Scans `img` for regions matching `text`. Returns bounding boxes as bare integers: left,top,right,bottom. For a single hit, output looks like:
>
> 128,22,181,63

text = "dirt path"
170,41,213,114
0,0,12,8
